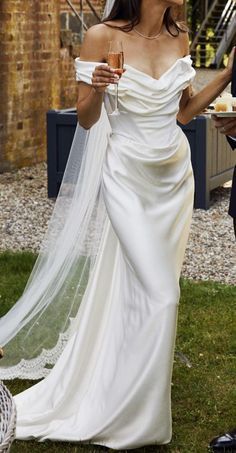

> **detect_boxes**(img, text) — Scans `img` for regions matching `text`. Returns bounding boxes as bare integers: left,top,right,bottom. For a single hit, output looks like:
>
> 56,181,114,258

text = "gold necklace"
133,26,163,40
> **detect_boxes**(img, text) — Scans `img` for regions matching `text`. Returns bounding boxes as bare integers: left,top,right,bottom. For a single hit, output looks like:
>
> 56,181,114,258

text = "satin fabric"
14,57,196,449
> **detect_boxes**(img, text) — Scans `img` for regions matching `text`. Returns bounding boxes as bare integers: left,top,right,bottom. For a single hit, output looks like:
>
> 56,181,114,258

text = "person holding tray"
209,48,236,452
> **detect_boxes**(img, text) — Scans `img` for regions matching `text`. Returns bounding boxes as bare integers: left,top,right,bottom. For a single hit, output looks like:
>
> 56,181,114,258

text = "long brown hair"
103,0,187,36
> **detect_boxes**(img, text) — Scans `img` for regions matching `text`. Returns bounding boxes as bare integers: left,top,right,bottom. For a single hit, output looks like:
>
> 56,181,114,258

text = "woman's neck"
138,0,168,37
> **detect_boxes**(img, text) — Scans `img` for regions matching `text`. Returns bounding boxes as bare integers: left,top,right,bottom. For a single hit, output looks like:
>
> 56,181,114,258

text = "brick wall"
60,0,104,14
0,0,106,172
0,0,62,172
0,1,184,173
59,0,104,113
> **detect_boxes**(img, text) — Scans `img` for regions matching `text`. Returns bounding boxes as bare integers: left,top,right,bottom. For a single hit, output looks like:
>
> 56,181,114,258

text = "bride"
0,0,234,448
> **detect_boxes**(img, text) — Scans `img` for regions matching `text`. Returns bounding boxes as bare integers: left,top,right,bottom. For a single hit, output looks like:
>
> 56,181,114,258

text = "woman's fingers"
95,64,115,72
94,65,117,77
93,65,119,79
92,72,119,89
92,74,119,82
93,69,116,78
92,82,110,87
90,64,123,91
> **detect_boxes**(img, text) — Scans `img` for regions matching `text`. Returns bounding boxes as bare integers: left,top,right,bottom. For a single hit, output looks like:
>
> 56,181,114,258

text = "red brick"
0,0,105,172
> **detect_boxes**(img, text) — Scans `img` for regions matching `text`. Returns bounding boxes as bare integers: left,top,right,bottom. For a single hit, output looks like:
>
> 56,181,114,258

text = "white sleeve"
74,58,107,84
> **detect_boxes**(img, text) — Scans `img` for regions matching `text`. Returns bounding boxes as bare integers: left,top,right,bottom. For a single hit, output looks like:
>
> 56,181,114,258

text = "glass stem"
115,83,119,111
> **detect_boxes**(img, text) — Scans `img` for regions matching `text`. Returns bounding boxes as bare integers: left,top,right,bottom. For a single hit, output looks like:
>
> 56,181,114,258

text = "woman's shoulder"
80,24,111,61
80,20,130,61
177,24,190,55
84,20,128,40
168,22,189,56
83,23,111,42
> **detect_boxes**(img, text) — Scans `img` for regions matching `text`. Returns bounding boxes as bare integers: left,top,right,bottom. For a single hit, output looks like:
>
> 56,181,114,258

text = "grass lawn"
0,251,235,453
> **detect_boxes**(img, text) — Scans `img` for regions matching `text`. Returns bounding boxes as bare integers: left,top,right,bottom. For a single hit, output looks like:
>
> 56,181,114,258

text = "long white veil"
0,0,116,380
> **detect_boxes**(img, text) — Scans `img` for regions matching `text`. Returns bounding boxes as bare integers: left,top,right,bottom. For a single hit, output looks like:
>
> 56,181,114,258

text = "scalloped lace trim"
0,331,70,380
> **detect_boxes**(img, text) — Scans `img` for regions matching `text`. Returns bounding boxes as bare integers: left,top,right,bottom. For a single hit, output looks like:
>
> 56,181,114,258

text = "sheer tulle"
0,108,113,379
0,0,118,379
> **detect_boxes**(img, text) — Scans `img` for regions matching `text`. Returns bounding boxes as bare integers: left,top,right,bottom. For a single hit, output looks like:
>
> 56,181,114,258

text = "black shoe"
209,428,236,451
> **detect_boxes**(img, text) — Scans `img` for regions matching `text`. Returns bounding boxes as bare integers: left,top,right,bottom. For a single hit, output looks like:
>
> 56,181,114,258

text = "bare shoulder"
80,24,111,61
80,20,130,61
84,23,110,40
83,20,127,42
82,23,112,49
176,23,190,56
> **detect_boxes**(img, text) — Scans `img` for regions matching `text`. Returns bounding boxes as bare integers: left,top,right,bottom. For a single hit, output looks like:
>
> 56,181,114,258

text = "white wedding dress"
13,56,195,449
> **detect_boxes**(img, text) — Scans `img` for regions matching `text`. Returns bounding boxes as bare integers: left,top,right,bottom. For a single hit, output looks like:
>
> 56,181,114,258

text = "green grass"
0,251,37,315
0,251,236,453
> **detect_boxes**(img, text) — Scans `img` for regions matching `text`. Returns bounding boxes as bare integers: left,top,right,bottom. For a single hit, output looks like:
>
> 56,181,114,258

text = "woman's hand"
178,46,236,125
223,46,236,83
91,65,119,93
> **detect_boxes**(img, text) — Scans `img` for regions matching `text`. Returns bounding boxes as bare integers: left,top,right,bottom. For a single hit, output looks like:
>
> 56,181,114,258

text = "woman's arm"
177,38,235,125
77,25,118,129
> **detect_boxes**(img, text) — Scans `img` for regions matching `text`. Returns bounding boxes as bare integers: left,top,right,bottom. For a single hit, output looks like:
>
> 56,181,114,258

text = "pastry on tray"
214,94,233,112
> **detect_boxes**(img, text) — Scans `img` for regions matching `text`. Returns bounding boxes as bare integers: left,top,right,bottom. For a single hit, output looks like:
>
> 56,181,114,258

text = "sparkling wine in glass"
107,41,124,115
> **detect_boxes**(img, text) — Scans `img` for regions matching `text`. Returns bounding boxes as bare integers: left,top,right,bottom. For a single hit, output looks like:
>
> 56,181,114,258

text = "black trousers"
229,167,236,218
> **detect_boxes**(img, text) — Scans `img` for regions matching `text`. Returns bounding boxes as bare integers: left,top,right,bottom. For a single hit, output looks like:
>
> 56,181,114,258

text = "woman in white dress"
0,0,234,448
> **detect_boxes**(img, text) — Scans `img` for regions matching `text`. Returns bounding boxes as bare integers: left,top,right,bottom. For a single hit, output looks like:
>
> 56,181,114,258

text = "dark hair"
103,0,187,36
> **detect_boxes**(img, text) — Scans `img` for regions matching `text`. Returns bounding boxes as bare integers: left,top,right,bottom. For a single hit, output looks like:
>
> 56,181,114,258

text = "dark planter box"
180,116,235,208
47,109,235,209
47,109,87,198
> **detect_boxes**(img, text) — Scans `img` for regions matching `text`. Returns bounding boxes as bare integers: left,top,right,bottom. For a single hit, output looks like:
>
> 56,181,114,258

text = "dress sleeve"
74,58,107,85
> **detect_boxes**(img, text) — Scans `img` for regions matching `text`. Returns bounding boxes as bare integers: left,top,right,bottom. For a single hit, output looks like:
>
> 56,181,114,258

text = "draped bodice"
75,56,196,148
11,57,196,450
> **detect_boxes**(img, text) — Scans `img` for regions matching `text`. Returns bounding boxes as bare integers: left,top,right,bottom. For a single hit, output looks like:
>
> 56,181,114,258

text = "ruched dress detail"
14,56,196,449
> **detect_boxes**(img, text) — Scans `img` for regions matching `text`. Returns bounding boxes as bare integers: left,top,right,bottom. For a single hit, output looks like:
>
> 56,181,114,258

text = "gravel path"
0,163,235,285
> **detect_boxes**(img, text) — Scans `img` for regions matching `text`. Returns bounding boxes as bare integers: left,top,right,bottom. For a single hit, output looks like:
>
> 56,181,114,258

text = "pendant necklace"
133,26,163,40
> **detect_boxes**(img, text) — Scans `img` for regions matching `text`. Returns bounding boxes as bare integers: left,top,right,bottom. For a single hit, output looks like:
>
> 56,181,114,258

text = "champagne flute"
107,41,124,116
